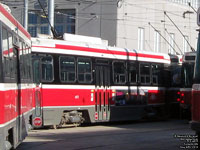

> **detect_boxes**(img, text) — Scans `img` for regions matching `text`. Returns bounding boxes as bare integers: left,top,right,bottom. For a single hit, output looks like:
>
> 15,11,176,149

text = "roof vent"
63,33,107,46
37,34,53,39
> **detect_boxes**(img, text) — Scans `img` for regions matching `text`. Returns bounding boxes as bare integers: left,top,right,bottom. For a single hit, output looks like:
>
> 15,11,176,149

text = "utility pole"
48,0,54,35
24,0,28,30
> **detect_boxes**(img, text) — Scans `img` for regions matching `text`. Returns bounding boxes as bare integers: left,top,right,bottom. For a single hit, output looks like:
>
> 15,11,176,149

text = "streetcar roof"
183,51,196,62
0,3,31,42
31,34,170,64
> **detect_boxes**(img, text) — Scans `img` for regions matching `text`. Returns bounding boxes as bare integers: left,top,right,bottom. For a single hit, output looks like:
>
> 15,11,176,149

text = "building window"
28,9,76,37
183,35,189,53
154,30,161,53
55,26,64,35
55,9,76,35
41,26,48,34
28,26,37,37
169,33,175,54
28,13,37,24
169,0,198,8
138,27,145,51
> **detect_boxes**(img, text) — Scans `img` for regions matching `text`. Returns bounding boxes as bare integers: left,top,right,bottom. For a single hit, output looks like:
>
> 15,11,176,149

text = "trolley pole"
48,0,54,36
24,0,28,30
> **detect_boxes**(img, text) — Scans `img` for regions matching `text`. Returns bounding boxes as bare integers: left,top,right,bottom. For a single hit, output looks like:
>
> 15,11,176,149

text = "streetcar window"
182,63,194,87
129,62,137,84
41,56,54,82
8,32,15,79
2,27,10,78
28,47,32,82
59,56,76,83
151,64,162,85
113,61,126,84
19,41,24,80
26,45,31,81
21,42,26,80
24,45,29,80
24,45,31,80
171,67,181,87
140,63,150,84
33,59,40,84
77,58,92,83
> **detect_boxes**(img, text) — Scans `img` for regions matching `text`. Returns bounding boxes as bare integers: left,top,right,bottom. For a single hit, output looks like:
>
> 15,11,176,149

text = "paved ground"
17,119,197,150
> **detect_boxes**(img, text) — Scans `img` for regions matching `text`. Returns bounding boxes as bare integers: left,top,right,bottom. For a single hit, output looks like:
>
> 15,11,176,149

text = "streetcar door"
32,57,43,128
13,45,23,142
95,65,111,121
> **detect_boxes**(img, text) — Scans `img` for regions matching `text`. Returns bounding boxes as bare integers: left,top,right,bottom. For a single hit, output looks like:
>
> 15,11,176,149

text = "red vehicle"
31,33,172,128
166,54,182,118
0,3,34,150
191,31,200,137
179,52,196,118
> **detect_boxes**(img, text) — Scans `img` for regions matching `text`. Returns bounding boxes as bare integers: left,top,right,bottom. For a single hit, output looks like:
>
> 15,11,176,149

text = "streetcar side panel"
32,37,171,127
0,3,33,150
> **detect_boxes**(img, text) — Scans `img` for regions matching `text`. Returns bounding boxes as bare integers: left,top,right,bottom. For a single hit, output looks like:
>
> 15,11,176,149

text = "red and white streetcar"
31,33,171,128
179,51,196,118
191,31,200,138
0,3,34,150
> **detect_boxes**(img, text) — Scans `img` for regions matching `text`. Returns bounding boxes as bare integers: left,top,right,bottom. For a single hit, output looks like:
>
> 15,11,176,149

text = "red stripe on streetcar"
0,4,31,39
148,90,159,93
55,44,166,60
33,44,168,61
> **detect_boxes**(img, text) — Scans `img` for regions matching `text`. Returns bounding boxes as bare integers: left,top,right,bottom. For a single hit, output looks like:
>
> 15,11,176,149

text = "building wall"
53,0,118,46
1,0,199,54
1,0,25,25
116,0,198,54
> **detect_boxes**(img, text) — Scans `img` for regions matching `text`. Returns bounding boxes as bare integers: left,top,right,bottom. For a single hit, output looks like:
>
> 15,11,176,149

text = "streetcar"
191,31,200,137
165,54,182,118
179,51,196,118
31,33,171,128
0,3,34,150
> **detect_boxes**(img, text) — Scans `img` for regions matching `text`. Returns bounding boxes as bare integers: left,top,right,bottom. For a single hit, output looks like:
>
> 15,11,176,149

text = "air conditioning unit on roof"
63,33,108,46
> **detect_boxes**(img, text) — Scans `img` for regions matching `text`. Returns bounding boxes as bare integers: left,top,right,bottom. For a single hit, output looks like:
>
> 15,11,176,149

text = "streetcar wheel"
53,125,58,129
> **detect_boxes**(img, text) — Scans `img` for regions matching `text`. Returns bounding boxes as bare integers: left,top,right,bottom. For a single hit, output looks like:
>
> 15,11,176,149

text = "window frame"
151,63,163,86
112,61,127,84
138,27,145,51
154,30,161,53
77,57,92,83
2,27,10,79
28,9,76,37
8,31,15,80
128,61,137,84
41,55,54,82
59,56,76,83
169,33,175,54
139,62,151,85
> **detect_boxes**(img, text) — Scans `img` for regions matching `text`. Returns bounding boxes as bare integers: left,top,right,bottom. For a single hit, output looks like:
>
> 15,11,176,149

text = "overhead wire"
164,11,195,51
149,22,179,55
2,0,197,52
